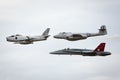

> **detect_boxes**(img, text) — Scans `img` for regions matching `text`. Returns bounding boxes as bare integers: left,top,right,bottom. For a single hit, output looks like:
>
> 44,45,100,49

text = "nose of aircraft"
50,52,56,54
53,35,58,38
54,34,62,39
6,37,12,42
6,37,9,41
50,52,53,54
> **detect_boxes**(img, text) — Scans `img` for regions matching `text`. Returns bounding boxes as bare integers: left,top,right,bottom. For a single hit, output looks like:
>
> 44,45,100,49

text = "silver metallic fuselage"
54,32,106,41
6,28,50,44
54,25,107,41
6,35,49,44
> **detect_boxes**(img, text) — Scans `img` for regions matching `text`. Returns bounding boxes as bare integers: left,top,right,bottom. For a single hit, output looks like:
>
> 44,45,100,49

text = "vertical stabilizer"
41,28,50,39
42,28,50,36
94,43,106,52
98,25,107,35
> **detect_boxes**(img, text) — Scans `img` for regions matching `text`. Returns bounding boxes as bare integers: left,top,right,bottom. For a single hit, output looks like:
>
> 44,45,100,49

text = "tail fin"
98,25,107,35
42,28,50,36
94,43,105,52
42,28,50,38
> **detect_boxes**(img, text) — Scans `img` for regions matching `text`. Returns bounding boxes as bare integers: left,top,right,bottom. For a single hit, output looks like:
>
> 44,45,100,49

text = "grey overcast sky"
0,0,120,80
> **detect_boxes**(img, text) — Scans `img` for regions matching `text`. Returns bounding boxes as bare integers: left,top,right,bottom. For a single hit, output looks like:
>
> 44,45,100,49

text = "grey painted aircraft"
6,28,50,44
50,43,111,56
54,25,107,41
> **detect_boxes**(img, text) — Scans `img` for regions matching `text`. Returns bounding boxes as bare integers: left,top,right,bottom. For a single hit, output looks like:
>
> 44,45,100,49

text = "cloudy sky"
0,0,120,80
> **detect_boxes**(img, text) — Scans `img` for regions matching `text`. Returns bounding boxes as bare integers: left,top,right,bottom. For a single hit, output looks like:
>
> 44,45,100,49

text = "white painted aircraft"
6,28,50,44
54,25,107,41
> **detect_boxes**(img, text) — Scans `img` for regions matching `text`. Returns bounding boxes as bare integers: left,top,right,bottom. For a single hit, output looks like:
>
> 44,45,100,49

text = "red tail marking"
94,43,105,52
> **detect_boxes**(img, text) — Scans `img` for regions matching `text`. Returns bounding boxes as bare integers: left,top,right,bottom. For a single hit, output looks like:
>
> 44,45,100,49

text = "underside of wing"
70,34,87,40
66,34,87,41
72,34,84,37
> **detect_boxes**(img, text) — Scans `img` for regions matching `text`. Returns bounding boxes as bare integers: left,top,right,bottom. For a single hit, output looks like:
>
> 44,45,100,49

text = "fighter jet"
54,25,107,41
50,43,111,56
6,28,50,44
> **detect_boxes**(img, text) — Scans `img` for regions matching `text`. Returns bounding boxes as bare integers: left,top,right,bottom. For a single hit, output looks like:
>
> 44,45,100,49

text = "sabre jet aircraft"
50,43,111,56
6,28,50,44
54,25,107,41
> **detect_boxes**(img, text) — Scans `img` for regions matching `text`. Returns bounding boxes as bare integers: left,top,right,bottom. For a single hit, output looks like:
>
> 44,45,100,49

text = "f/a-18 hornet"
50,43,111,56
6,28,50,44
54,25,107,41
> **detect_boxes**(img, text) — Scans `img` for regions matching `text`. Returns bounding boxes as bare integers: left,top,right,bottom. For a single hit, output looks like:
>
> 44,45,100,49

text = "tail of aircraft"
94,43,105,52
42,28,50,38
98,25,107,35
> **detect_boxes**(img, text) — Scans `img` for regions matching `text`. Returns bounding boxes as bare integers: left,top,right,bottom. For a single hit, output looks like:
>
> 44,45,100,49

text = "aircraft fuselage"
54,25,107,41
50,49,111,56
6,28,50,44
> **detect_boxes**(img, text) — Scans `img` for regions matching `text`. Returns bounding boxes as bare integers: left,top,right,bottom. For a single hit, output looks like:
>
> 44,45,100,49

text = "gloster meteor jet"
54,25,107,41
6,28,50,44
50,43,111,56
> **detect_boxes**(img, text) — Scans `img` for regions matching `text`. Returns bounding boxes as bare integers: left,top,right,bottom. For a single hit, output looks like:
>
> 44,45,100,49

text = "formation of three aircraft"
6,25,111,56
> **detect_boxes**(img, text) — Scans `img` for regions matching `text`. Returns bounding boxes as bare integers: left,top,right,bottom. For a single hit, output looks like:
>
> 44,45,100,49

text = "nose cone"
54,34,63,39
50,51,58,55
50,52,54,54
53,35,58,38
50,50,63,54
6,37,10,41
6,36,13,42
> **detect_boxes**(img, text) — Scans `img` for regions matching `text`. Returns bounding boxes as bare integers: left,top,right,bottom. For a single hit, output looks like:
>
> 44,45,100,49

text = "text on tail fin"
100,25,106,30
99,25,107,35
94,43,106,52
42,28,50,36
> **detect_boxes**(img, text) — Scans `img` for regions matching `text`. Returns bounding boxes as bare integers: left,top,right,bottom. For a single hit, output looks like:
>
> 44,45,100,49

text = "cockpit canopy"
64,48,70,51
59,32,71,35
15,34,22,36
59,32,66,34
10,35,15,37
10,34,22,38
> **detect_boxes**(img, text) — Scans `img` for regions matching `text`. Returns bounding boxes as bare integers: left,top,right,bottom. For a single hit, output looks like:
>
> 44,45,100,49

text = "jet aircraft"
50,43,111,56
54,25,107,41
6,28,50,44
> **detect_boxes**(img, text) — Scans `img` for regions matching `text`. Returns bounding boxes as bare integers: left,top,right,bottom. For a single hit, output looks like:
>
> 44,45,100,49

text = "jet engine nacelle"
66,35,87,41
